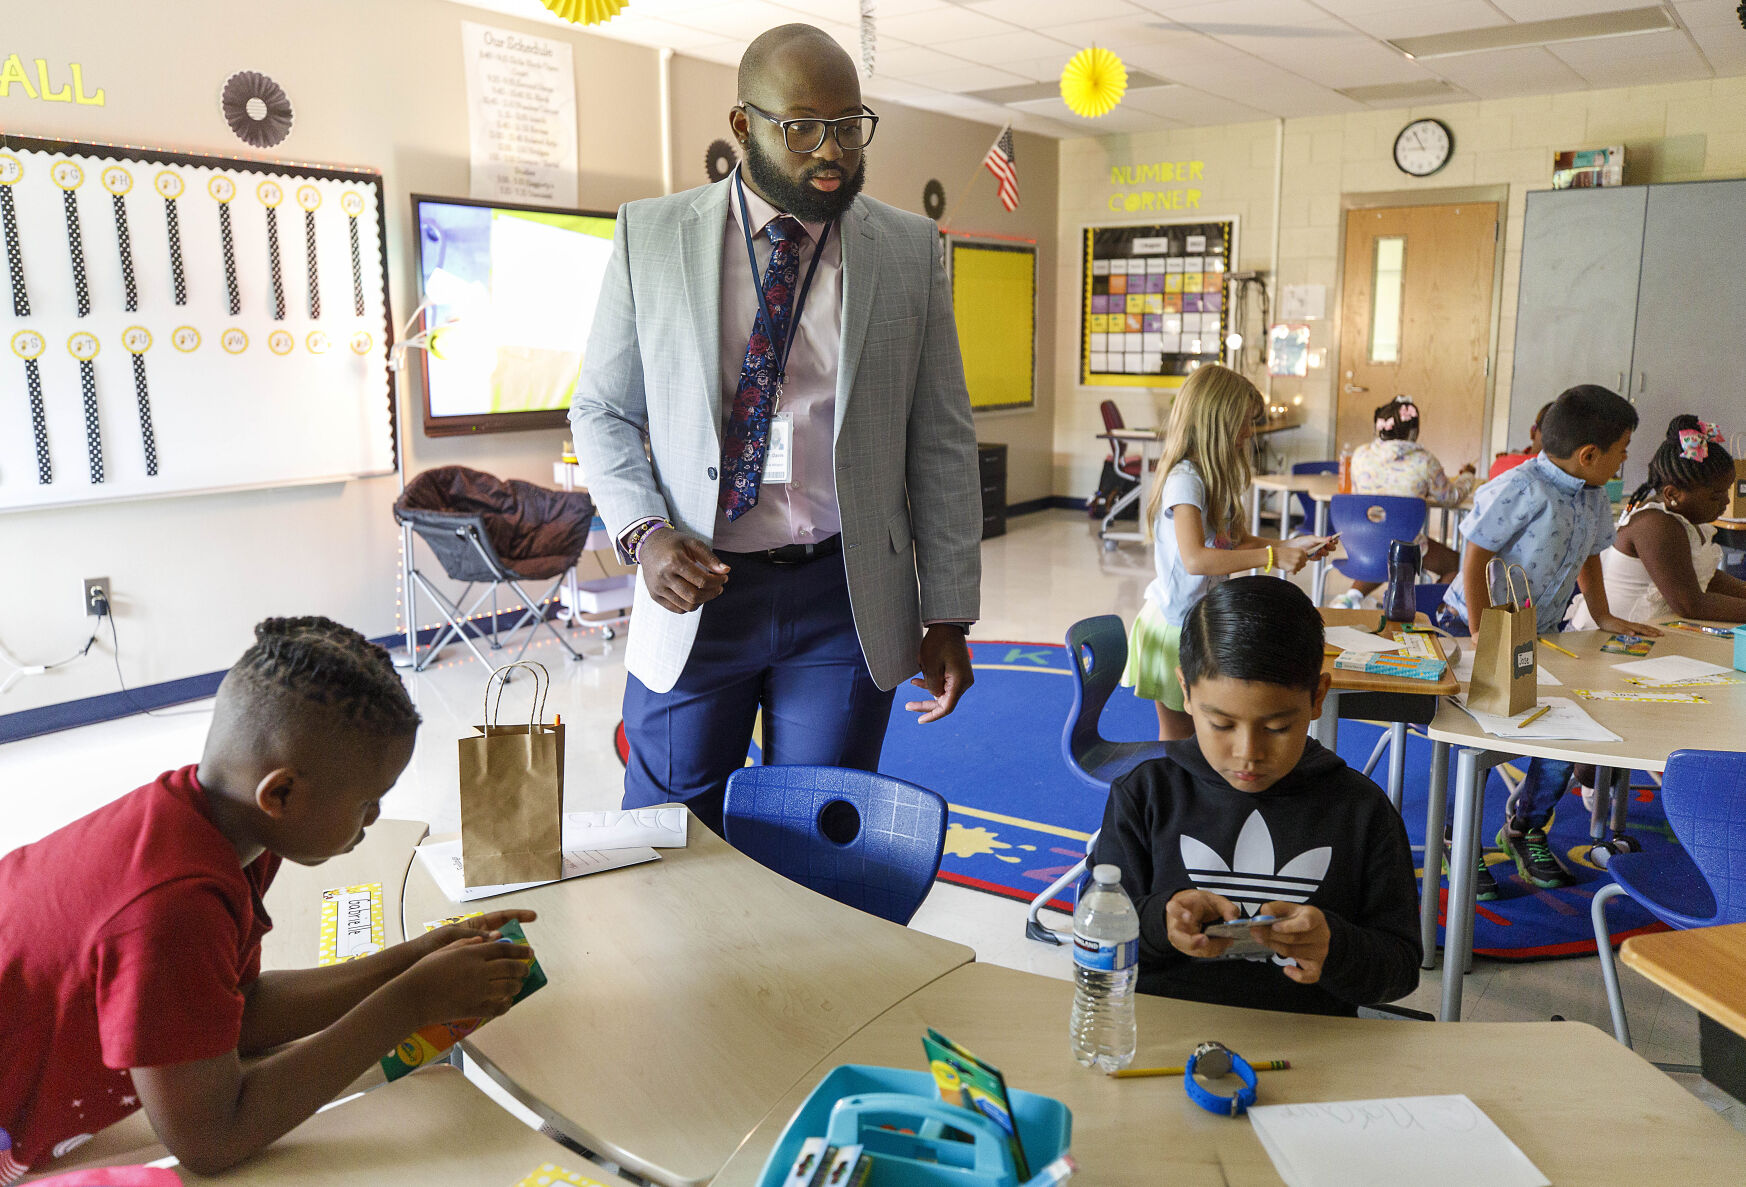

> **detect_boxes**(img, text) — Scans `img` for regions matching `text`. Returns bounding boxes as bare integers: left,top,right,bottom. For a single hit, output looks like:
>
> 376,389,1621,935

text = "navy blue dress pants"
620,551,898,835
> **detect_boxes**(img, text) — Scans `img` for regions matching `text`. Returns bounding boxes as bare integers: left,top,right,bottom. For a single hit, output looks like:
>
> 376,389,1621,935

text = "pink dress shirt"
710,171,844,552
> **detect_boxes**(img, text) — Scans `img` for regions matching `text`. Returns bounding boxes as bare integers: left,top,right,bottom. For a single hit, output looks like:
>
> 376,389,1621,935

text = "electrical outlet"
83,577,111,617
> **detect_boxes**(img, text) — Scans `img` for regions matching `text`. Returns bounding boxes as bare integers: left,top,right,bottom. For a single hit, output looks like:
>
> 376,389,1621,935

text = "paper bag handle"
1484,559,1530,612
482,662,551,754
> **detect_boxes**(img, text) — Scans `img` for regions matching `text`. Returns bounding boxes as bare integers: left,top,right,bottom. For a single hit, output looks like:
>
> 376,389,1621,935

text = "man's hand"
394,936,534,1028
639,529,729,614
1165,888,1241,958
415,908,537,958
1595,615,1663,639
905,625,974,724
1255,901,1331,984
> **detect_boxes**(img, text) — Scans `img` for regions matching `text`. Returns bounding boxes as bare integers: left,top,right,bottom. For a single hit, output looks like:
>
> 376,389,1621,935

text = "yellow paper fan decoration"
1060,46,1128,118
540,0,628,25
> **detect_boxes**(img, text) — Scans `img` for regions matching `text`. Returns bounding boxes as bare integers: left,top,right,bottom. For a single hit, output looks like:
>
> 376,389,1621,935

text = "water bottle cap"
1092,864,1122,885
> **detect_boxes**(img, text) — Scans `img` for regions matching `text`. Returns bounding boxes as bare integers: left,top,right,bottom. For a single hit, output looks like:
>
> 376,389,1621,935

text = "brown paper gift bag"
458,661,564,887
1467,562,1538,717
1730,434,1746,519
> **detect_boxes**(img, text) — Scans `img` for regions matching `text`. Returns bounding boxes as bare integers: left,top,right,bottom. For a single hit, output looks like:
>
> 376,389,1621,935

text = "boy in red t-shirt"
0,617,537,1183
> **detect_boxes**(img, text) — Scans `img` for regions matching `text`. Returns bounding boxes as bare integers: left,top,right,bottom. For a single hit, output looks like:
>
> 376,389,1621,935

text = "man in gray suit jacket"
570,24,982,834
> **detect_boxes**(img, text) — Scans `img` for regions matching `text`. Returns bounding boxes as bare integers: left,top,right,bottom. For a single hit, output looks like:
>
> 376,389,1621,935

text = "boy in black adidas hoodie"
1094,576,1421,1017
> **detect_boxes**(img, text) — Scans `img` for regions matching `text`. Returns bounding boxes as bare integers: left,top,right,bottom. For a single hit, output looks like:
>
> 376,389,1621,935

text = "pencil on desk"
1517,704,1552,729
1538,637,1578,659
1110,1059,1291,1078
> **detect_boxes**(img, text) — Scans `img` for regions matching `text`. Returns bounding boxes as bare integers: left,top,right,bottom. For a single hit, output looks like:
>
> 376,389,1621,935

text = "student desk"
259,818,429,973
1623,923,1746,1103
710,962,1746,1186
24,1066,633,1186
1095,427,1163,546
1426,627,1746,1021
400,816,975,1187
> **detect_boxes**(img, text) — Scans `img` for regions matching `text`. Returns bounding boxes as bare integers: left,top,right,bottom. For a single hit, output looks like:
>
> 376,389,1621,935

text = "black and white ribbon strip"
348,215,364,316
131,353,159,476
304,208,320,319
265,205,285,320
78,358,104,483
112,193,138,312
23,357,50,484
63,188,90,318
217,202,240,315
164,197,187,304
1,187,29,317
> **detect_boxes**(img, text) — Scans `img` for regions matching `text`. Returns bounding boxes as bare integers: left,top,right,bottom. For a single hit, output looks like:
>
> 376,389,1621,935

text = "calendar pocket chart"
0,134,395,512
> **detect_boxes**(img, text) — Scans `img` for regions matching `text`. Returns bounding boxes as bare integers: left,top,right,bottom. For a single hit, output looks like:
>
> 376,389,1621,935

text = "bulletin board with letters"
1079,217,1237,389
0,134,395,513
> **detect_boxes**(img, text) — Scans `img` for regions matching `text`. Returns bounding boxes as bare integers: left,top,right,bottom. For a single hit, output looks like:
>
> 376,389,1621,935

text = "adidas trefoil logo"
1180,809,1331,916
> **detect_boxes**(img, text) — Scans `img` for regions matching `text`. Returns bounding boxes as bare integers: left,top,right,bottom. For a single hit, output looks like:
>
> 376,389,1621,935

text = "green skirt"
1122,601,1184,710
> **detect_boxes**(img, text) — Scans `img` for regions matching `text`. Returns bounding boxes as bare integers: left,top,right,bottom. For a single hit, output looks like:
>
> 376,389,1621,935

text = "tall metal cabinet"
1509,180,1746,491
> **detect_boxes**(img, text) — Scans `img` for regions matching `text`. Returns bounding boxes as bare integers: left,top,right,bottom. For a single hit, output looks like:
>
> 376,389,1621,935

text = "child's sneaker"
1443,841,1499,901
1496,822,1573,889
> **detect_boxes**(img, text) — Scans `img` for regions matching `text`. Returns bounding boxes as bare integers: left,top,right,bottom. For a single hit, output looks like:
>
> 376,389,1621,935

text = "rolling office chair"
723,765,949,927
1593,749,1746,1048
1026,615,1172,944
1095,400,1146,532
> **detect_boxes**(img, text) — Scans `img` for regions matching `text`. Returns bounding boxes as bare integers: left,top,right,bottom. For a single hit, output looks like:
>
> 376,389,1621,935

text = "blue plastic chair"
1289,461,1340,537
1593,749,1746,1046
1328,494,1428,585
723,765,947,926
1026,615,1172,944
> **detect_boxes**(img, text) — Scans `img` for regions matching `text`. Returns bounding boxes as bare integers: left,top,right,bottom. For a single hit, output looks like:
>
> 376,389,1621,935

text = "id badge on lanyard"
763,411,793,485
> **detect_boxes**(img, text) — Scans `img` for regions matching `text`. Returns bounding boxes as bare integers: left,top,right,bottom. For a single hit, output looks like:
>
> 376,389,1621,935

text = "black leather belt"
717,534,843,566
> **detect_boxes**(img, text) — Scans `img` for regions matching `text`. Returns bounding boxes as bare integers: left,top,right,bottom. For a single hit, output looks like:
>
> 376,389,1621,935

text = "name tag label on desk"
762,414,792,485
318,882,384,964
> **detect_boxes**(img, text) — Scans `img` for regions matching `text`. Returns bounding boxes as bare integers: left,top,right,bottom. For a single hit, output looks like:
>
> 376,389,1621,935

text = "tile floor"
3,509,1740,1134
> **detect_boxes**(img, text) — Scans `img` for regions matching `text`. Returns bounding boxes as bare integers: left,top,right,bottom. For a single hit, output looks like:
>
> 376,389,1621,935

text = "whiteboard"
0,135,395,513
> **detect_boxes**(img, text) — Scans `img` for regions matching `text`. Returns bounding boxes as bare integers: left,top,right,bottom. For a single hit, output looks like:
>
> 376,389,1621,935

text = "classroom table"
1096,428,1163,546
1714,516,1746,552
710,962,1746,1186
1623,922,1746,1103
1426,626,1746,1021
1316,608,1457,805
24,1065,634,1186
400,815,975,1187
259,818,429,973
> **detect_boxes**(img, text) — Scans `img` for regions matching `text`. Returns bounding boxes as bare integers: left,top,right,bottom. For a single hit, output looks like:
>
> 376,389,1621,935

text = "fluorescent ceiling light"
1336,80,1466,104
968,70,1173,106
1388,6,1675,60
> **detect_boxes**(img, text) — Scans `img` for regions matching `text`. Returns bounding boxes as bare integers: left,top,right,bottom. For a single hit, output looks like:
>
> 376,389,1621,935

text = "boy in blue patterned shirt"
1440,385,1661,895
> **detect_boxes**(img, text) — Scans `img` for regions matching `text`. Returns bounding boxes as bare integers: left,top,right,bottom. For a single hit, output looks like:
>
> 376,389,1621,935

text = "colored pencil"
1516,704,1552,729
1538,637,1578,659
1110,1059,1291,1078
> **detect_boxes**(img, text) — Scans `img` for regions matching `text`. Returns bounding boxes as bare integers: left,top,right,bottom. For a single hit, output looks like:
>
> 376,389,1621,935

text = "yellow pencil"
1538,636,1578,659
1110,1059,1291,1079
1516,704,1552,729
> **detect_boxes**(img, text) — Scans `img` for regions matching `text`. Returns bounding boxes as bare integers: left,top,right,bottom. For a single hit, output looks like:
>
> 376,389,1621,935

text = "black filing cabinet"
977,442,1007,539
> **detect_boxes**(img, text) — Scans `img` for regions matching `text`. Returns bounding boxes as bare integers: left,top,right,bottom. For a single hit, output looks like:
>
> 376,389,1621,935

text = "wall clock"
1393,118,1452,177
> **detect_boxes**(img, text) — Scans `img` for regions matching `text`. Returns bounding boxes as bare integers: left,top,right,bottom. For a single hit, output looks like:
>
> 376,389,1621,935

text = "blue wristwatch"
1184,1041,1259,1117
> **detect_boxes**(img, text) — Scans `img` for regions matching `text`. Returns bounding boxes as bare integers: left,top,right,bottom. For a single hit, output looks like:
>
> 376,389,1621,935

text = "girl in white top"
1123,364,1334,740
1570,416,1746,628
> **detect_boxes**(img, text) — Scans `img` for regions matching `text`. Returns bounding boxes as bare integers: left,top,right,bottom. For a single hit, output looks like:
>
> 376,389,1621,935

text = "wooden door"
1337,203,1498,473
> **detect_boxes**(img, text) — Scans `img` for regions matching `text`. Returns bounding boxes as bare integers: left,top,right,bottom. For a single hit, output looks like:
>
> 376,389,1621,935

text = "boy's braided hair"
230,616,420,737
1628,414,1733,510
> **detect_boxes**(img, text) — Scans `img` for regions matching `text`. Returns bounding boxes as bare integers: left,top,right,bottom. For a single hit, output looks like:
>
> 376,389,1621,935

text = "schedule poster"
1080,218,1236,389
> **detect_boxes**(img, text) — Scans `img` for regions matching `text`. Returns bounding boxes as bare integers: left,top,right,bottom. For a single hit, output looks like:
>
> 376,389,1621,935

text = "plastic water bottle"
1383,539,1421,623
1337,442,1354,493
1069,864,1138,1072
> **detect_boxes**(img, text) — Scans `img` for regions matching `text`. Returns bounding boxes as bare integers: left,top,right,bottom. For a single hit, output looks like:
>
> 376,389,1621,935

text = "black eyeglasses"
740,101,879,154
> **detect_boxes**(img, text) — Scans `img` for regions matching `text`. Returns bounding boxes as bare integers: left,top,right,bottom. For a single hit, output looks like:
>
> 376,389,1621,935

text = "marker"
1538,637,1578,659
1516,704,1552,729
1109,1059,1291,1079
1020,1155,1079,1185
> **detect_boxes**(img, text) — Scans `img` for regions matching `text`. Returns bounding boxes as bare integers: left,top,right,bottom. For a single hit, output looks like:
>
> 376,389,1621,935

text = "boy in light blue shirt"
1440,385,1661,896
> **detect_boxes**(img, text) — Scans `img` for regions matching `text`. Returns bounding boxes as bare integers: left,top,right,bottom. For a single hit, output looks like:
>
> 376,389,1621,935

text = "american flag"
982,125,1019,211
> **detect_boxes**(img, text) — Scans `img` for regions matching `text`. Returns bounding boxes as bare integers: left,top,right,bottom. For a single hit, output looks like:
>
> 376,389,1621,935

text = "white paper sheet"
1247,1094,1548,1187
1610,655,1732,685
562,808,688,851
1324,626,1404,655
1451,648,1559,687
415,838,659,904
1452,695,1619,741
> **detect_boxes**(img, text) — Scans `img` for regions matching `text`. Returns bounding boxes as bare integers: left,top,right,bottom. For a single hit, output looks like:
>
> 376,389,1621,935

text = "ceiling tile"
964,0,1149,25
898,62,1035,92
1121,85,1274,124
991,54,1080,83
933,29,1079,65
875,6,1024,43
668,0,829,39
1426,45,1591,97
1488,0,1669,17
870,43,978,74
1247,35,1430,88
1042,13,1192,47
1339,2,1512,41
1011,96,1181,134
1674,0,1743,29
1549,29,1715,86
1161,0,1345,35
1685,24,1746,71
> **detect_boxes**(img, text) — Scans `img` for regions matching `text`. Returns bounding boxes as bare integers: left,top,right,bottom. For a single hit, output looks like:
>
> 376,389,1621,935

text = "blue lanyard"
735,170,831,390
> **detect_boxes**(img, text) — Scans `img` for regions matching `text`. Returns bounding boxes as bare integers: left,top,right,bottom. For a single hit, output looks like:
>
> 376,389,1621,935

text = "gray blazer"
569,178,982,694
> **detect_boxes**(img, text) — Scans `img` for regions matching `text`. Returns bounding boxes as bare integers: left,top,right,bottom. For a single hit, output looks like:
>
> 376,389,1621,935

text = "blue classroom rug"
613,640,1672,959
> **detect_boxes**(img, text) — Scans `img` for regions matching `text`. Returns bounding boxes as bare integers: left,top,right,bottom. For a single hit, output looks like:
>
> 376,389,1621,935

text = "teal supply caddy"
754,1066,1071,1187
1733,625,1745,672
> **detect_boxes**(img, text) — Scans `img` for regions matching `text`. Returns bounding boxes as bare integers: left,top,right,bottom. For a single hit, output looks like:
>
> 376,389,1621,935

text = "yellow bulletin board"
1080,216,1237,390
948,236,1035,411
